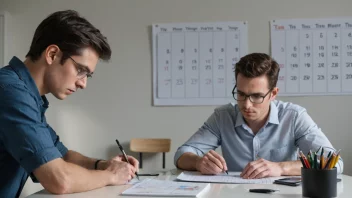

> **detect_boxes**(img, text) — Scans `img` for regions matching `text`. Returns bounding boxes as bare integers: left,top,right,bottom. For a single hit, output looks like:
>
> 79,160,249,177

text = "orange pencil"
320,154,325,169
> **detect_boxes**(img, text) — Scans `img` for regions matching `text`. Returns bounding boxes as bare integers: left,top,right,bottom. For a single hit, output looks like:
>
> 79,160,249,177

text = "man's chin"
243,113,257,121
52,93,67,100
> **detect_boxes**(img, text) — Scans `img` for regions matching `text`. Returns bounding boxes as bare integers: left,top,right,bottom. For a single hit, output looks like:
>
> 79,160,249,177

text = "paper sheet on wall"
176,171,285,184
152,21,248,106
271,18,352,96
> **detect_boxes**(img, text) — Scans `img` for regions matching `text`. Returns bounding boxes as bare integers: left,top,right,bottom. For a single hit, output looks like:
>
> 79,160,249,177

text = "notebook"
121,178,210,197
177,171,285,184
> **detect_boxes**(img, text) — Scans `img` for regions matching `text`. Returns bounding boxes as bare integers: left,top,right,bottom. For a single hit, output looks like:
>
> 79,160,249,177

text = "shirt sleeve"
294,110,343,174
47,124,68,156
174,110,222,167
0,85,64,174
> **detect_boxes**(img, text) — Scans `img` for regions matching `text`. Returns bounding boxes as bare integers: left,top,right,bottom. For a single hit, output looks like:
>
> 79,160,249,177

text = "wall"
0,0,351,197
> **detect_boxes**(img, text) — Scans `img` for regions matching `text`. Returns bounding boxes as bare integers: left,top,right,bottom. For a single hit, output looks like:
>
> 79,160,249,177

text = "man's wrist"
278,162,286,175
278,161,301,176
94,159,103,170
194,155,202,171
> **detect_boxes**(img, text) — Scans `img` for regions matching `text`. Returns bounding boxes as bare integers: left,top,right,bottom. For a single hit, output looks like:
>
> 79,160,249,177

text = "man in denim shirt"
0,10,138,198
175,53,343,178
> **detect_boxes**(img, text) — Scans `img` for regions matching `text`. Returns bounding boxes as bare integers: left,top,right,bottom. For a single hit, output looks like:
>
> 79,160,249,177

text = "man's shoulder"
274,100,306,114
214,103,238,114
0,66,24,89
0,67,33,103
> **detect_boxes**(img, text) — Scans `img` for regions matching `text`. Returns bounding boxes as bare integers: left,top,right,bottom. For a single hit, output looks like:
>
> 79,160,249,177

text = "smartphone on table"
274,177,341,186
274,177,302,186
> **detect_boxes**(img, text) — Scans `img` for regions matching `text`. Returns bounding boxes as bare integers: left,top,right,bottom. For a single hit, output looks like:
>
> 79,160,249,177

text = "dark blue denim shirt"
0,57,68,198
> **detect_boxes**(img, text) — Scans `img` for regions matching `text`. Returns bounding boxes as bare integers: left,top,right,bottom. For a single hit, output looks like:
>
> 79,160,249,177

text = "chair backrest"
130,138,171,153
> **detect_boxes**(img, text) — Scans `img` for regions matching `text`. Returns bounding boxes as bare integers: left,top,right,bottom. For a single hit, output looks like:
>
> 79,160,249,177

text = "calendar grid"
271,18,352,96
153,22,248,105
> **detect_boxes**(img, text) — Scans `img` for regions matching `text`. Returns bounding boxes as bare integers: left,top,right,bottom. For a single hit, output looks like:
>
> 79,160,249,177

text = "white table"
27,170,352,198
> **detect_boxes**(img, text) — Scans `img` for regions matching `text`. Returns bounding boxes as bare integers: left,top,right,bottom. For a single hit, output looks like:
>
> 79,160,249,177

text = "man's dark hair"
26,10,111,64
235,53,280,89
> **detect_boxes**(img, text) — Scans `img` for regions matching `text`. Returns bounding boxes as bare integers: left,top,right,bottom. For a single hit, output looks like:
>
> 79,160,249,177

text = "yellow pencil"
332,150,341,168
328,154,337,169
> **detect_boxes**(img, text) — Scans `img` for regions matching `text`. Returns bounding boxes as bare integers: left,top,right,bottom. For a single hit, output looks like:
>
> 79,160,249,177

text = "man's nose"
243,96,252,108
76,77,87,89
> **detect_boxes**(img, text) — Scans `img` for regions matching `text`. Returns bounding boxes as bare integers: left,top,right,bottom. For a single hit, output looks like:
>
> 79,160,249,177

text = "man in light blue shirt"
174,53,343,179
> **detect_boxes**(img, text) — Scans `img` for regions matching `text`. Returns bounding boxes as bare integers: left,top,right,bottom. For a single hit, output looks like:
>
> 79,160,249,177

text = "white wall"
1,0,351,197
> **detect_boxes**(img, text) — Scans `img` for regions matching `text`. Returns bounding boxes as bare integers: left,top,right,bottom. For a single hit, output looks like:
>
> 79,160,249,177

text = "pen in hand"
115,139,140,180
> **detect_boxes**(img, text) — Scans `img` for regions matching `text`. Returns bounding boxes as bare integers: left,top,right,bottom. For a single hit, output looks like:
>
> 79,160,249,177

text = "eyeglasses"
232,85,272,104
68,56,94,79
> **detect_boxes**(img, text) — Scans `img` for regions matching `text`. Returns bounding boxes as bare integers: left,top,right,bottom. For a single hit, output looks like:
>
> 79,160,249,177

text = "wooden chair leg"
162,152,165,169
139,152,143,169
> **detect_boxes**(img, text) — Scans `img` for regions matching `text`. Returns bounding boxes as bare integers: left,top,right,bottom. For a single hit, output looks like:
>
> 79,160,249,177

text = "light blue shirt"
174,100,343,174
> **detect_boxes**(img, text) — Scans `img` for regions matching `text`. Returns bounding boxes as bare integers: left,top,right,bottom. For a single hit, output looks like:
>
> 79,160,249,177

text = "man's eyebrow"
237,89,265,95
77,63,92,74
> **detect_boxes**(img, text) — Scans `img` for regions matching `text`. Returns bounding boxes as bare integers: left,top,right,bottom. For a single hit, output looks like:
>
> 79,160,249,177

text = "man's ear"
270,87,279,101
44,45,60,65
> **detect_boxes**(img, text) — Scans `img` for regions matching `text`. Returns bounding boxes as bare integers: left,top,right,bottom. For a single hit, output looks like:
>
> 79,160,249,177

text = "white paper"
271,18,352,96
177,171,285,184
122,178,210,197
152,21,248,106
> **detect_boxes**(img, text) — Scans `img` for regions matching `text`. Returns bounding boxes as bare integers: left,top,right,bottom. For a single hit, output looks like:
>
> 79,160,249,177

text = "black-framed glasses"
232,85,272,104
68,56,94,79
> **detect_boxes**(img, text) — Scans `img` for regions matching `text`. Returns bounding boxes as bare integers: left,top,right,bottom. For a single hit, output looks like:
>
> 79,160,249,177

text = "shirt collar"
235,101,280,127
9,56,47,106
268,101,280,125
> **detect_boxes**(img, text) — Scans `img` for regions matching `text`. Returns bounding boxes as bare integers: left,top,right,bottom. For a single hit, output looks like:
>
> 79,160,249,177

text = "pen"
115,139,140,180
249,189,279,193
138,173,159,176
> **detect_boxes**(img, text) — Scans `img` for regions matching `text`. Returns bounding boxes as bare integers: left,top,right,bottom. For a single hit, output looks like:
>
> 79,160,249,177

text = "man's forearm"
177,152,201,170
279,160,302,176
63,150,100,170
60,162,111,193
34,158,112,194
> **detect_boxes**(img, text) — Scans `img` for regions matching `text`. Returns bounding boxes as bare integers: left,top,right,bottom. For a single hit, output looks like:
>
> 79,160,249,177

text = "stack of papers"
177,171,285,184
122,178,210,197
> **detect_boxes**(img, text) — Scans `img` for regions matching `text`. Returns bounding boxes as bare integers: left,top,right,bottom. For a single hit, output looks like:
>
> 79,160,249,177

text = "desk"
27,170,352,198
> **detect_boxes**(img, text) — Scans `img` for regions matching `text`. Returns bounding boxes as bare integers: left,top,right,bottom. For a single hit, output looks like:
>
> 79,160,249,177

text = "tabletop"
27,170,352,198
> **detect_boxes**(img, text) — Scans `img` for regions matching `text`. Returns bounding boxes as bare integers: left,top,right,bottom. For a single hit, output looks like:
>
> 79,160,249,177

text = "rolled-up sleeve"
0,85,65,174
174,110,222,167
294,110,343,174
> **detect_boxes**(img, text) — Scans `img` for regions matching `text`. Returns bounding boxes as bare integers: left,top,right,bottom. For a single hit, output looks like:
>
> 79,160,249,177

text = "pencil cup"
301,167,337,198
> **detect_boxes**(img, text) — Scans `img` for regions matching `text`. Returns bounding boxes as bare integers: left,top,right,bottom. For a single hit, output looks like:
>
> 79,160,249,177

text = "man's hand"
99,155,139,171
106,160,136,185
195,150,228,175
115,155,139,172
240,158,283,179
99,155,139,185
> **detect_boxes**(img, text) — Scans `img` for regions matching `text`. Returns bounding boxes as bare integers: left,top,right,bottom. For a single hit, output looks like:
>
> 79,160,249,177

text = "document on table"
121,178,210,197
177,171,285,184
